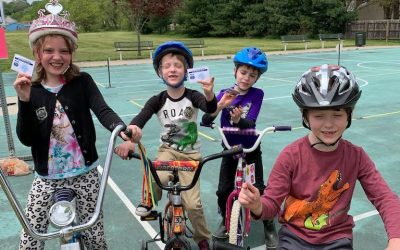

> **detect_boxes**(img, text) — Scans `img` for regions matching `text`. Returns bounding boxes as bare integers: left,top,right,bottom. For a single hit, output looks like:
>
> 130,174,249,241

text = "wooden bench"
114,41,154,60
319,33,344,48
178,39,207,56
281,35,310,51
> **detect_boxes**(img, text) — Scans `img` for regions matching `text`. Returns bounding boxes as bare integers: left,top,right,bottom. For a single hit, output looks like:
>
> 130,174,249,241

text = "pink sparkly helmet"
28,0,77,48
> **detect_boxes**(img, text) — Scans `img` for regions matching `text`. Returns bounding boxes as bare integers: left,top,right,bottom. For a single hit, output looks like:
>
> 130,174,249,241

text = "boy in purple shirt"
238,64,400,249
202,47,278,248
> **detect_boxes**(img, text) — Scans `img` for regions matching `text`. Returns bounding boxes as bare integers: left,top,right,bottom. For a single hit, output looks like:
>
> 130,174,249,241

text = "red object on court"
0,28,8,59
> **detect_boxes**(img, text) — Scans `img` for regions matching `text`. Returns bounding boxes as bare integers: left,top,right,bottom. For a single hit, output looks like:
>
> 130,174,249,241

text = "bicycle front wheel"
228,200,246,246
164,235,191,250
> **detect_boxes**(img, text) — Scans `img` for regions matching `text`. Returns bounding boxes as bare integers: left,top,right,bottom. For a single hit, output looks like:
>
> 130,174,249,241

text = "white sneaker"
135,204,152,217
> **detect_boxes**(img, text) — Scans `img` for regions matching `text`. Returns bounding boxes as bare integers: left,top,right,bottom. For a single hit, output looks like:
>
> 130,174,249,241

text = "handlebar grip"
127,151,140,160
200,121,214,128
124,129,132,138
274,125,292,131
213,241,249,250
220,145,243,157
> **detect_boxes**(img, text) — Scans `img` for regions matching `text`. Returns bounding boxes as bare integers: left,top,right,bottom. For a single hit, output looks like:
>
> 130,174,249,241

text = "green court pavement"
1,47,400,249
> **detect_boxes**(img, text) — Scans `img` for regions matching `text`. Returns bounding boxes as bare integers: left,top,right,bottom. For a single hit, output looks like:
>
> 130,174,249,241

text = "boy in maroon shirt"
238,64,400,249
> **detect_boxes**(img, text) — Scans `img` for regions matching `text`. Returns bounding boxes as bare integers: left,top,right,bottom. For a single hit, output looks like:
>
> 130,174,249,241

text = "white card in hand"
187,66,210,83
11,54,35,77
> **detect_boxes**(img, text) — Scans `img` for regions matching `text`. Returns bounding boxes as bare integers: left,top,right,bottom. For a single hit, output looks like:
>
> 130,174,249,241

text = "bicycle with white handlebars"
0,124,126,250
201,123,291,249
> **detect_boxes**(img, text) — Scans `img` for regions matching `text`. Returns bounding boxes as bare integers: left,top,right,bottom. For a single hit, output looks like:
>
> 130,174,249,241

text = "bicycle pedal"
140,211,158,221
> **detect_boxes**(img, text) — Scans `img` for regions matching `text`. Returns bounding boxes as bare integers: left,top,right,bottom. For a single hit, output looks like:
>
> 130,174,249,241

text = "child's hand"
114,141,135,160
121,125,142,143
230,106,242,124
386,238,400,250
218,91,237,109
239,182,263,217
13,73,32,102
198,77,214,101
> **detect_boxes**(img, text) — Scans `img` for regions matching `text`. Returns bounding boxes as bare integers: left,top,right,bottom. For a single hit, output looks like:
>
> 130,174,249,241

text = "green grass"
2,30,400,72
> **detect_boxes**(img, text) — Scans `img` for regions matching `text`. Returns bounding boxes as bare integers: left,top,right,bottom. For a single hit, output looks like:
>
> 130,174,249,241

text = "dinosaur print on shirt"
282,170,350,230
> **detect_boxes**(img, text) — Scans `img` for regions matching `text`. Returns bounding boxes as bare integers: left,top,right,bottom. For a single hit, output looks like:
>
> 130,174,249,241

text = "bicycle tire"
164,235,191,250
228,200,245,246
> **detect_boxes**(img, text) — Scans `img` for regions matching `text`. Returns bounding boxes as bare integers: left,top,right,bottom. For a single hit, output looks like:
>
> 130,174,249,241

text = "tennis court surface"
1,46,400,249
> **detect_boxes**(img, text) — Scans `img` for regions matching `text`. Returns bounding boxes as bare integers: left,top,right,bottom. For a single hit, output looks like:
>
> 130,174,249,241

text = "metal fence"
346,19,400,40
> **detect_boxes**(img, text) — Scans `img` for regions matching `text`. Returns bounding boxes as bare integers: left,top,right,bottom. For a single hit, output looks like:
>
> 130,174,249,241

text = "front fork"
164,192,186,239
225,158,251,235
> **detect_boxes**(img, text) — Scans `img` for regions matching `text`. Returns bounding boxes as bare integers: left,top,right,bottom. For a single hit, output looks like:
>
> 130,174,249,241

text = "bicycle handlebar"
0,124,126,241
204,123,291,153
128,145,243,192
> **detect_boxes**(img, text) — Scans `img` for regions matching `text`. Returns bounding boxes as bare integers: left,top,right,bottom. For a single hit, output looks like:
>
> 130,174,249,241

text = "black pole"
107,57,111,88
338,43,341,66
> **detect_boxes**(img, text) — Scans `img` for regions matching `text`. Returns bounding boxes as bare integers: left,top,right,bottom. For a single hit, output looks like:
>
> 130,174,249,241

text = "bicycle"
127,144,243,250
0,124,126,250
202,123,291,248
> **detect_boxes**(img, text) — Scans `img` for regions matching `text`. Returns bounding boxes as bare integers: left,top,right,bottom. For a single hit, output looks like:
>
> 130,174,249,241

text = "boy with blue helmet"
115,41,217,249
202,47,278,248
152,41,194,88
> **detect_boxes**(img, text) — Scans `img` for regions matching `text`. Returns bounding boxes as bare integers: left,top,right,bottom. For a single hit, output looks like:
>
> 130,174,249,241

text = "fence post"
386,20,390,42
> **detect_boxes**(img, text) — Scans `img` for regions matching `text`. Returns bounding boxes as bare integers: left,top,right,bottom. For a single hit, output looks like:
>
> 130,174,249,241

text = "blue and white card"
11,54,35,77
187,66,210,83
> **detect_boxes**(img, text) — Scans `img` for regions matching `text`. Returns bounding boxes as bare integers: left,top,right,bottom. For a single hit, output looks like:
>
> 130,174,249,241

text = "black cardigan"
16,72,125,176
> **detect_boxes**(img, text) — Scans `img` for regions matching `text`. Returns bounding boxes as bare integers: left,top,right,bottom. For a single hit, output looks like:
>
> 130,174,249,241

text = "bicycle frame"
129,146,243,250
209,124,291,247
0,124,126,249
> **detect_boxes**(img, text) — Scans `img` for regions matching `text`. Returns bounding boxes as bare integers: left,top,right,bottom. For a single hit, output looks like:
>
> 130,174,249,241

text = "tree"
310,0,357,34
377,0,400,19
265,0,356,36
177,0,269,37
112,0,182,54
4,0,30,21
175,0,213,37
65,0,103,32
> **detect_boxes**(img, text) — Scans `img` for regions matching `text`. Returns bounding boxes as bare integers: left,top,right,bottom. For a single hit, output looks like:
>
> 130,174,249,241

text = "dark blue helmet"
153,41,193,76
292,64,361,110
233,47,268,74
293,64,362,128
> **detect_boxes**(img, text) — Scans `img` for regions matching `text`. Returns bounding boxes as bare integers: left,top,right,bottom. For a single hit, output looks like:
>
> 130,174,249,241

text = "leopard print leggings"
19,168,108,250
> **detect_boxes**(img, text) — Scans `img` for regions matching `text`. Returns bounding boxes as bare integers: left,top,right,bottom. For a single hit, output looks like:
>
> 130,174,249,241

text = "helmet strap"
310,135,342,148
158,62,188,89
161,77,185,89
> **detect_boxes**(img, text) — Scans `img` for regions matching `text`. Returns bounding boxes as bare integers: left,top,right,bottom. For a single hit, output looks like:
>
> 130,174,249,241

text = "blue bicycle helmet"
233,47,268,74
153,41,194,76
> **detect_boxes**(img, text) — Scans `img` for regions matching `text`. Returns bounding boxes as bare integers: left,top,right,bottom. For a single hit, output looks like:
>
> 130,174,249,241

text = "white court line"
264,95,291,101
97,166,164,249
354,209,379,221
261,78,368,102
95,81,106,88
92,113,138,121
